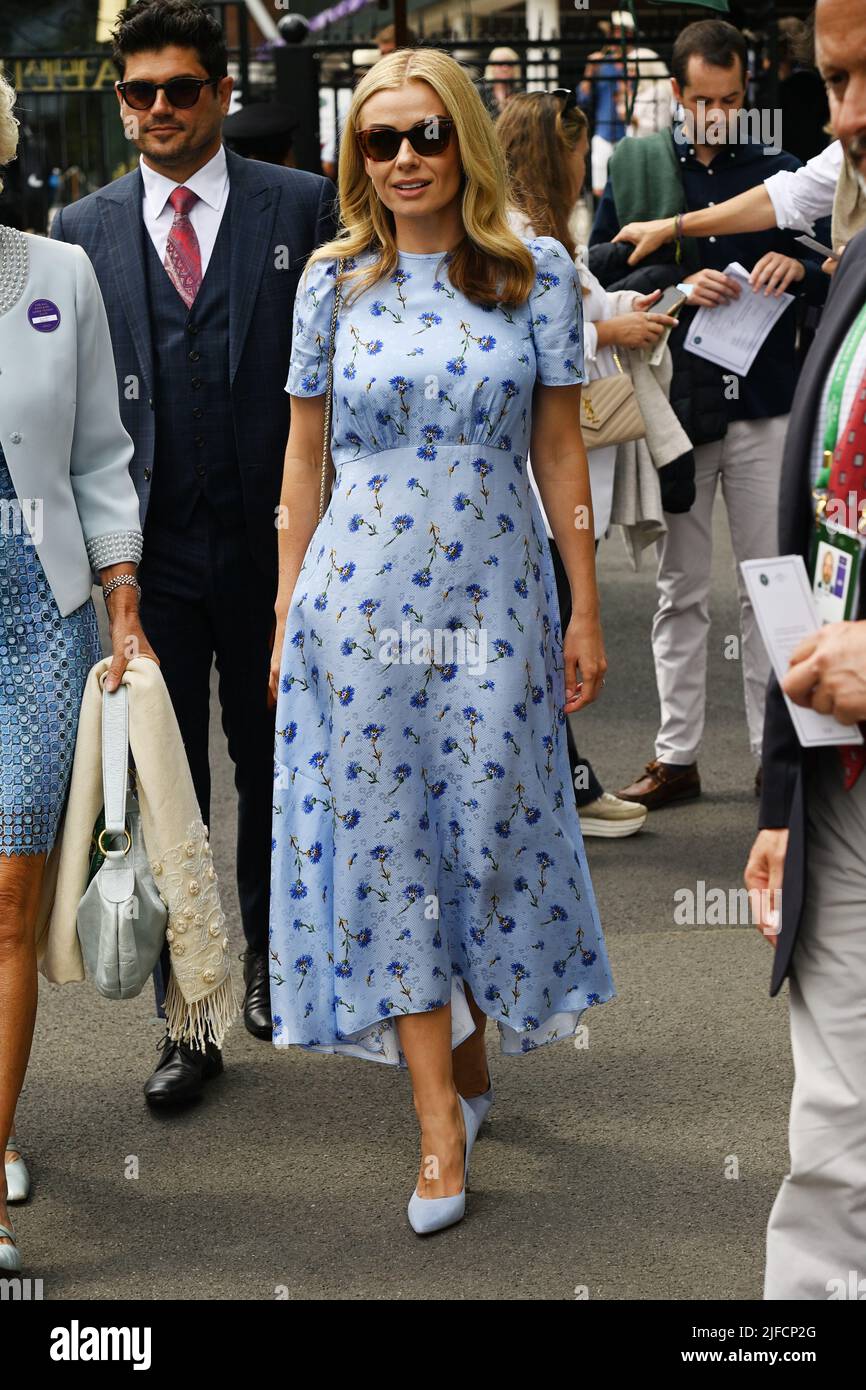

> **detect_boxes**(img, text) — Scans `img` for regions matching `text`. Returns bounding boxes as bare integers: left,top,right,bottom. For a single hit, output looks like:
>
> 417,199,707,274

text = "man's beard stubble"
138,122,220,166
847,129,866,197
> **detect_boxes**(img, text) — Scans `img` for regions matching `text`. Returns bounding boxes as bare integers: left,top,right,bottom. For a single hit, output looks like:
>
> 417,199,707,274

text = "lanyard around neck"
817,301,866,489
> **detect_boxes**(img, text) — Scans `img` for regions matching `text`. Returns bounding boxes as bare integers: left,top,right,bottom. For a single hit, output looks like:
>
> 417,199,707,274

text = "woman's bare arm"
269,394,330,698
529,382,606,712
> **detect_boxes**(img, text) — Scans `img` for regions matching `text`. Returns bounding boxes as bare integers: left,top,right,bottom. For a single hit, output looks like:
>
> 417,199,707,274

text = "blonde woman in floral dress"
269,48,615,1235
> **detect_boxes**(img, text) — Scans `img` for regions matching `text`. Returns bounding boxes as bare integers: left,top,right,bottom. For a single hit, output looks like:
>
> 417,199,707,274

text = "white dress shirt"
140,143,230,275
765,140,842,235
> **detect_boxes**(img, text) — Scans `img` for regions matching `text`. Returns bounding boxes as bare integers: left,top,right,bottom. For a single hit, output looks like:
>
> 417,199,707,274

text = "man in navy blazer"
52,0,337,1104
744,0,866,1298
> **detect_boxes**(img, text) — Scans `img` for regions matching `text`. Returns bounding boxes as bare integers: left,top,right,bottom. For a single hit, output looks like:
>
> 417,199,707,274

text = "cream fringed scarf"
35,656,239,1050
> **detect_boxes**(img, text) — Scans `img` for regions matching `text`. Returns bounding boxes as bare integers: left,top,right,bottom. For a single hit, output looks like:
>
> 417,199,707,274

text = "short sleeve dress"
269,236,615,1064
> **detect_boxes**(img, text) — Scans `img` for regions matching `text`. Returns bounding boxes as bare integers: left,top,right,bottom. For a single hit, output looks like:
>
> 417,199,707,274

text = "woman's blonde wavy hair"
310,47,536,309
0,71,20,195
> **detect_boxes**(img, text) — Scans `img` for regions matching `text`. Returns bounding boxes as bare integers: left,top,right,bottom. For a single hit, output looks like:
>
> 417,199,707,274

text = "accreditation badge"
809,519,864,623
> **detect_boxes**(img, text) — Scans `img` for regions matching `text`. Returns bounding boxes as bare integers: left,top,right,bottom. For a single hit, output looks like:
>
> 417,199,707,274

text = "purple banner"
308,0,374,32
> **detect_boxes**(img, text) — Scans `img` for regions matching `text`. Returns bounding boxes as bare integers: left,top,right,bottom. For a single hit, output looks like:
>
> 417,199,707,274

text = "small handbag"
77,683,168,1000
318,256,344,523
579,351,646,448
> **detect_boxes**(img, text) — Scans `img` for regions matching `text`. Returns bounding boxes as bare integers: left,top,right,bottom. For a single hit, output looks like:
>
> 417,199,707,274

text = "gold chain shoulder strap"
318,257,344,524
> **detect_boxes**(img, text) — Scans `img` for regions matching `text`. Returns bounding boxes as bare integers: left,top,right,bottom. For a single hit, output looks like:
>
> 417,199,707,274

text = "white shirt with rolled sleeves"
764,139,843,235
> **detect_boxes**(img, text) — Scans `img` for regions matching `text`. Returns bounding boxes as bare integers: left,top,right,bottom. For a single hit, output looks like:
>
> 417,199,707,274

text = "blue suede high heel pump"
464,1079,494,1129
408,1094,479,1235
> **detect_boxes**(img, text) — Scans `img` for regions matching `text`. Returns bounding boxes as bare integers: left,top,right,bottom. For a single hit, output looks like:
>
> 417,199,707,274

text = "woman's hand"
606,308,680,349
613,218,674,265
269,611,286,706
748,251,805,296
270,584,299,705
103,602,159,693
631,290,662,314
563,610,607,714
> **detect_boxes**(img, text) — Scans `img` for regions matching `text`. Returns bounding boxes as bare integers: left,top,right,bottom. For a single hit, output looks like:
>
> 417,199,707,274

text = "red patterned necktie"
163,185,202,309
824,360,866,788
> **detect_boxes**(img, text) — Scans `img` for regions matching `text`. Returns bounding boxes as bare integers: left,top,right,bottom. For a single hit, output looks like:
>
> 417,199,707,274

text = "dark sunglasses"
550,87,578,117
116,77,220,111
356,118,455,162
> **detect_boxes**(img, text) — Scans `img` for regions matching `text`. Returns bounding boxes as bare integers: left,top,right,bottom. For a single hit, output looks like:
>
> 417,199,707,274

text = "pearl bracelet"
102,574,142,603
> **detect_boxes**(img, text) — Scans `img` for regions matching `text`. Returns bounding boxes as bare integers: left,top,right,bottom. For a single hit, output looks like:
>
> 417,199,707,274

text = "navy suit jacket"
51,147,337,585
758,230,866,995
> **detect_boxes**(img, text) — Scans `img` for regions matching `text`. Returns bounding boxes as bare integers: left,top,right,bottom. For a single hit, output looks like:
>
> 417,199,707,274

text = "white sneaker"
578,792,648,838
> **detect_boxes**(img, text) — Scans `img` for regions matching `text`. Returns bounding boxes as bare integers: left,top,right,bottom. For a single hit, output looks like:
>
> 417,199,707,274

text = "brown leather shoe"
615,758,701,809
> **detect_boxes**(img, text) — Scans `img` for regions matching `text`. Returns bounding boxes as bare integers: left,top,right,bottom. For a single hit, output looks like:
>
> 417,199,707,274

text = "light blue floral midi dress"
270,235,615,1064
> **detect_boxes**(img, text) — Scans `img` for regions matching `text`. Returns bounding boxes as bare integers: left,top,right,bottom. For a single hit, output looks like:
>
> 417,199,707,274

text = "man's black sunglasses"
116,77,220,111
356,118,455,162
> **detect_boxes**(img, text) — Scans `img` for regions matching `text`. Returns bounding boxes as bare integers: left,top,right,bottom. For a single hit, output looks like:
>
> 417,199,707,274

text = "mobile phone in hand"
647,284,690,316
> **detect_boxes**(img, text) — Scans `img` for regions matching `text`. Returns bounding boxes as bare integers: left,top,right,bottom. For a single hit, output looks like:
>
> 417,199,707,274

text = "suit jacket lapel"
226,148,280,384
97,171,154,400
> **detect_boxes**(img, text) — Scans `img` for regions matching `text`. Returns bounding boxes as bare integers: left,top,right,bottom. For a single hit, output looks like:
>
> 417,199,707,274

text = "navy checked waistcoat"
143,199,243,528
50,149,339,583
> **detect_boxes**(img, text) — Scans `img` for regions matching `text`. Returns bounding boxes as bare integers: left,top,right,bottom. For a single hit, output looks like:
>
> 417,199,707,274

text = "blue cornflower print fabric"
270,235,615,1064
0,444,101,855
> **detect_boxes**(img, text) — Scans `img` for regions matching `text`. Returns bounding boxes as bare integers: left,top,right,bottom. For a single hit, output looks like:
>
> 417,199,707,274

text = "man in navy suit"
53,0,337,1105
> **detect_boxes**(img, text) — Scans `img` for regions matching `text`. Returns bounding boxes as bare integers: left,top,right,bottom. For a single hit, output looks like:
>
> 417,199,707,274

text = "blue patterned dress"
269,236,615,1063
0,443,101,855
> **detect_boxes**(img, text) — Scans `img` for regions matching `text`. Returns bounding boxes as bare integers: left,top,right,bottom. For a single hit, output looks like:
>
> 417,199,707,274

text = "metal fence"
5,37,668,224
0,0,259,229
305,29,689,176
2,4,804,224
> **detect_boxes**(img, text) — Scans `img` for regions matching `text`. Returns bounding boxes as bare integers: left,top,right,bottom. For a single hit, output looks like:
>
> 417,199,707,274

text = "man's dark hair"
111,0,228,79
671,19,748,91
783,11,817,68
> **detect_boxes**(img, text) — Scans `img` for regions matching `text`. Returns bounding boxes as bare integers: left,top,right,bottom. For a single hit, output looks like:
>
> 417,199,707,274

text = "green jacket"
608,132,700,274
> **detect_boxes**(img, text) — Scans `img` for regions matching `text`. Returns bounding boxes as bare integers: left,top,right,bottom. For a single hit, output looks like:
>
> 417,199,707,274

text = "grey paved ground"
16,502,791,1300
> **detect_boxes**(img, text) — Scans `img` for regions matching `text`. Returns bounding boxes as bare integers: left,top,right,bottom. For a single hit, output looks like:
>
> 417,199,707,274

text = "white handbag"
76,684,168,1000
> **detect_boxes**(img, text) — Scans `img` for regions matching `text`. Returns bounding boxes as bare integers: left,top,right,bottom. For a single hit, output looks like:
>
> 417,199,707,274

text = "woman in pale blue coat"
0,74,155,1271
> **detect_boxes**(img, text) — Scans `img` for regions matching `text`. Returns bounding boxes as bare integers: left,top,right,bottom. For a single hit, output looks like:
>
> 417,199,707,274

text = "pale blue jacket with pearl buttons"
0,231,142,617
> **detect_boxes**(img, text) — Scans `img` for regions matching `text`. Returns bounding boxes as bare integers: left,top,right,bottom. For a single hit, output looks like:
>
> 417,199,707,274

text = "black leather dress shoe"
242,950,273,1040
143,1035,224,1108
